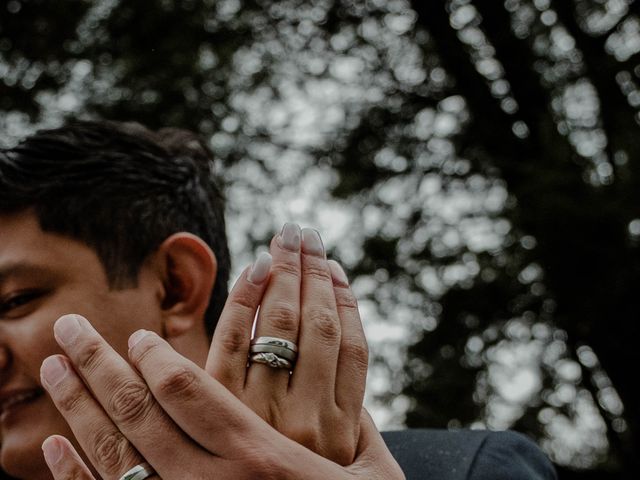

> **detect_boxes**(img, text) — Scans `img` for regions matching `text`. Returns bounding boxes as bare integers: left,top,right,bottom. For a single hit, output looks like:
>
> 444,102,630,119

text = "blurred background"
1,0,639,478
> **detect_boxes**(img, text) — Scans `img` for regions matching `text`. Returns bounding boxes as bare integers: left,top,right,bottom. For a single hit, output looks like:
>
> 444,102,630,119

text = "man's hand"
39,317,404,479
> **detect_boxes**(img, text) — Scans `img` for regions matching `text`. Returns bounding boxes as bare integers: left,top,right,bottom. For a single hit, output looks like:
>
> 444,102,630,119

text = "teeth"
1,391,39,412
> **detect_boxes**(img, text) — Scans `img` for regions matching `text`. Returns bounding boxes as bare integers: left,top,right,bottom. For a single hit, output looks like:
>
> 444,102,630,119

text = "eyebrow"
0,262,61,286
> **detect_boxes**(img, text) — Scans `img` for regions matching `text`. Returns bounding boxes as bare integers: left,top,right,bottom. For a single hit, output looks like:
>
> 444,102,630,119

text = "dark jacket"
382,429,557,480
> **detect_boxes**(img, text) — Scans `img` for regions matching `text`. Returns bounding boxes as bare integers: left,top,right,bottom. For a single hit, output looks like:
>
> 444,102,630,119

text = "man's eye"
0,291,44,315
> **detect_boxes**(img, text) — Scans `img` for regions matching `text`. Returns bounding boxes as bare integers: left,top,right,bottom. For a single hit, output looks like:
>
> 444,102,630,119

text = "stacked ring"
249,336,298,370
250,352,293,369
118,462,155,480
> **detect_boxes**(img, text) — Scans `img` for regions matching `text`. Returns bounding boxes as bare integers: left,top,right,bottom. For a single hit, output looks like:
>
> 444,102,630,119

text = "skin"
1,213,398,479
40,323,404,479
36,220,402,478
206,225,368,464
0,211,212,480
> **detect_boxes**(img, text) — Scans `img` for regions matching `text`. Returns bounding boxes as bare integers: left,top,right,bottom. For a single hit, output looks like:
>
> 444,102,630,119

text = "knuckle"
217,325,247,356
75,340,106,374
303,262,332,282
231,288,259,312
56,383,87,414
109,380,154,426
129,335,161,365
264,303,299,334
157,365,200,400
334,288,359,311
343,339,369,370
270,261,300,279
310,308,340,343
92,427,135,476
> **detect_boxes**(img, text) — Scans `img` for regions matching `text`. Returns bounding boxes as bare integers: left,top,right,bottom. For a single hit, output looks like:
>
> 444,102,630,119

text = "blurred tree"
2,0,640,478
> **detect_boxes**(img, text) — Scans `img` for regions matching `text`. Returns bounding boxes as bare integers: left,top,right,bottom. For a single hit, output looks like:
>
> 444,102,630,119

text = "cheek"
78,293,163,359
1,328,71,479
16,312,62,378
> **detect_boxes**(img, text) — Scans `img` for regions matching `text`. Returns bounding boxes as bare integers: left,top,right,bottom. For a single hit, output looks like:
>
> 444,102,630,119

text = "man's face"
0,212,164,479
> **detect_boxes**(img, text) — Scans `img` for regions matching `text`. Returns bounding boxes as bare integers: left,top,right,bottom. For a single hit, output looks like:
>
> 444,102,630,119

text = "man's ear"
154,232,217,339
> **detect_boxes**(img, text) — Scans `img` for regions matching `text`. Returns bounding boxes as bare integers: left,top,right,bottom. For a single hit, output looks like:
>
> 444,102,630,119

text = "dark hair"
0,120,230,337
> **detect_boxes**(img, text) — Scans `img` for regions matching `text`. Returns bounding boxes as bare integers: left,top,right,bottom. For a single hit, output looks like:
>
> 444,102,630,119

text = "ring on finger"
251,336,298,353
118,462,156,480
250,344,297,362
250,352,293,369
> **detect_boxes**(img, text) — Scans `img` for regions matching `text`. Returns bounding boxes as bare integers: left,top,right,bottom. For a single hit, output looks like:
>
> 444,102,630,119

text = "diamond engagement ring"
250,352,293,369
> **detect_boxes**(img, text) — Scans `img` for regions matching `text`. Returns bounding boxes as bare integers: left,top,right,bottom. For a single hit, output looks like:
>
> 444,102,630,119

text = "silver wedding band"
118,462,155,480
250,344,297,362
251,336,298,353
249,336,298,370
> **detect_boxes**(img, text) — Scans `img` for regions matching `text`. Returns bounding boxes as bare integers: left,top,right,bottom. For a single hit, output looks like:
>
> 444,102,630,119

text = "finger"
51,314,207,478
132,334,352,480
41,355,147,480
290,229,341,399
42,435,96,480
328,260,369,414
129,330,262,455
246,223,302,394
207,252,272,394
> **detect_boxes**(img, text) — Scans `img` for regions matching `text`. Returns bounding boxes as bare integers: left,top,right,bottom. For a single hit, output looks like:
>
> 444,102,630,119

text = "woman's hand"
207,223,368,465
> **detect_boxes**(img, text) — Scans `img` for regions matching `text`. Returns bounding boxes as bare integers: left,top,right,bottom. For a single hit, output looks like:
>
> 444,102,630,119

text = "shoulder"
382,429,556,480
469,430,557,480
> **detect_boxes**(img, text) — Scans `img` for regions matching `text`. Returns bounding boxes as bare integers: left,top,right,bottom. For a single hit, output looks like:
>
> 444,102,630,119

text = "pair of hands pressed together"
38,224,405,479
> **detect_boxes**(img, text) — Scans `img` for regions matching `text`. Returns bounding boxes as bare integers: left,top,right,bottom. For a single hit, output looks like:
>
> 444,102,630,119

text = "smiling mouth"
0,389,45,421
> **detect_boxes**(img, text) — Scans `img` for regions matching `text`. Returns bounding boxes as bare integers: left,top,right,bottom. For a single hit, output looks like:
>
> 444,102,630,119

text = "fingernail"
248,252,272,284
302,228,324,257
54,314,82,346
42,436,63,466
279,223,301,251
128,329,150,350
41,356,68,388
328,260,349,285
